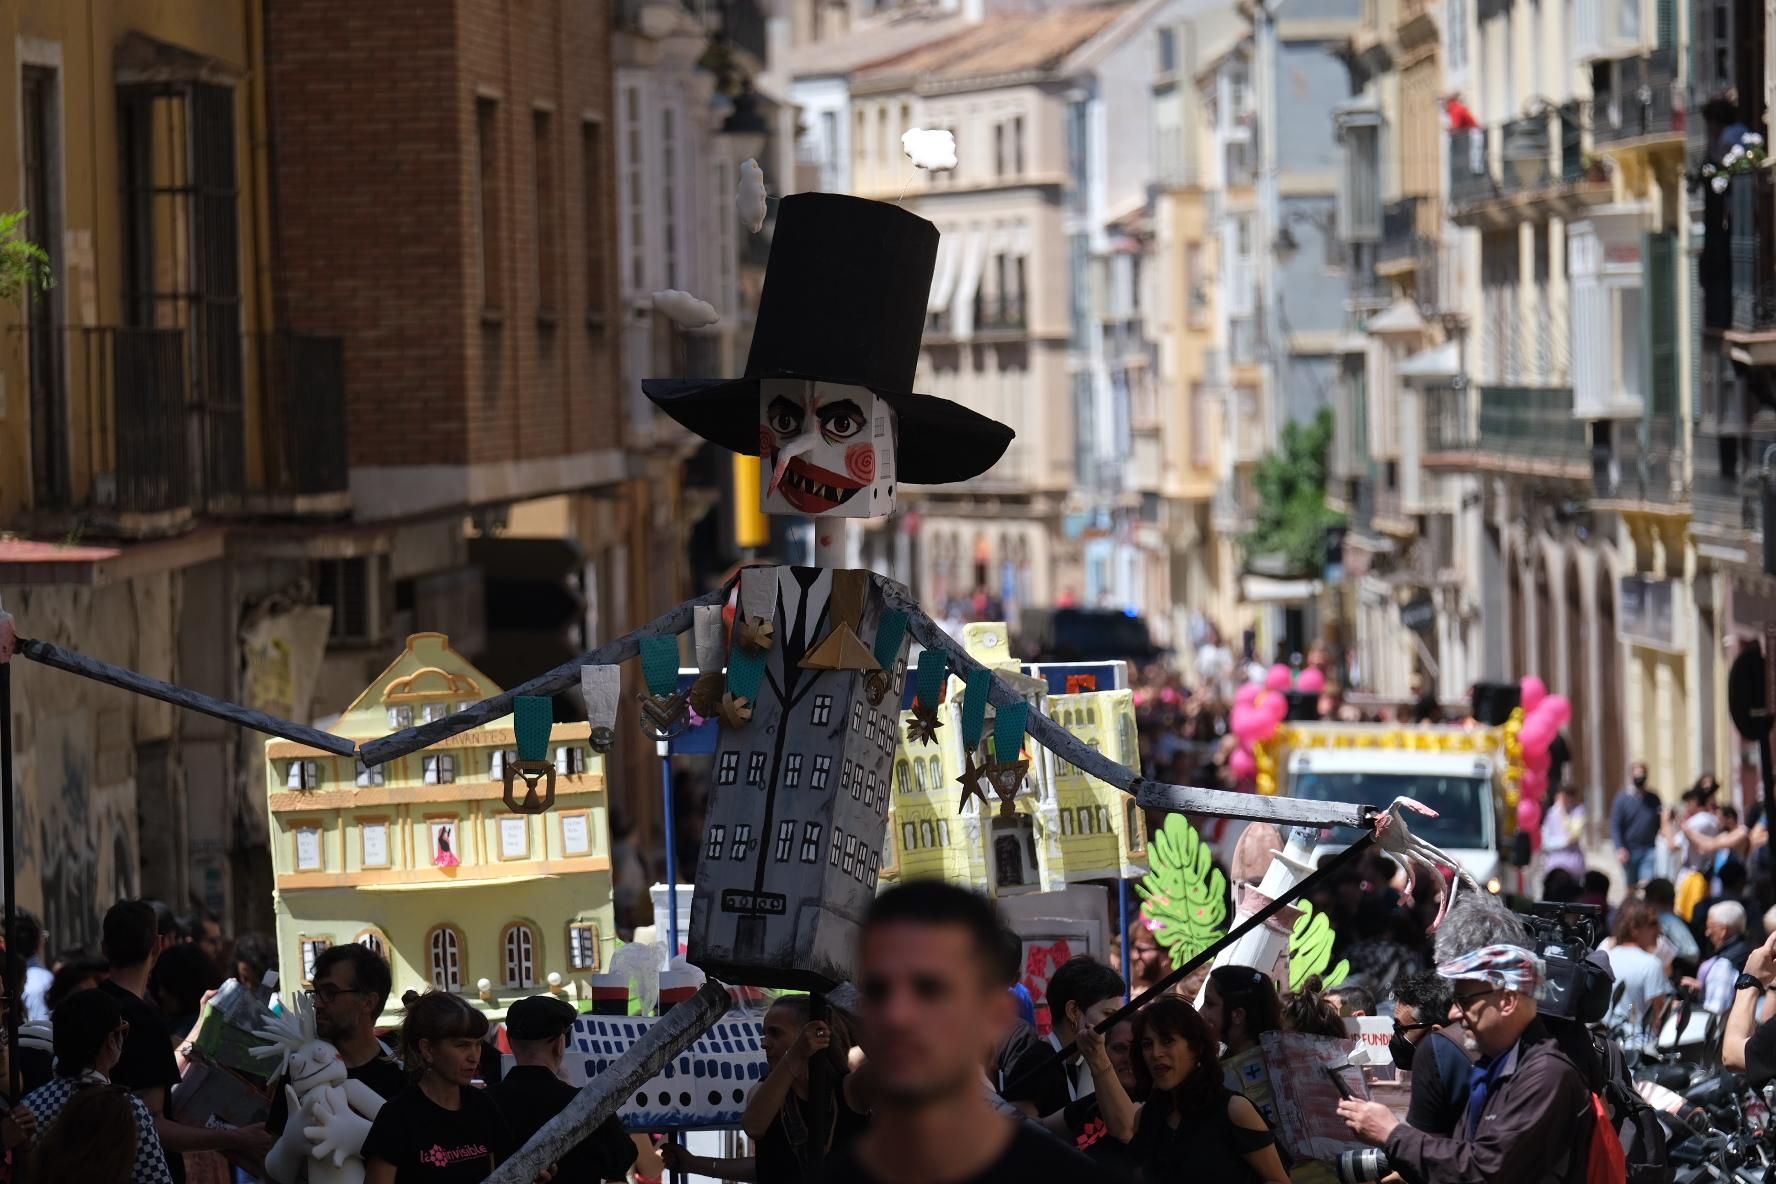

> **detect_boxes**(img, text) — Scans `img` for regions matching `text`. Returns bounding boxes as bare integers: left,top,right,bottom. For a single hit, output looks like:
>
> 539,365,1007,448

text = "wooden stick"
875,579,1376,830
485,980,731,1184
360,584,731,766
14,636,360,758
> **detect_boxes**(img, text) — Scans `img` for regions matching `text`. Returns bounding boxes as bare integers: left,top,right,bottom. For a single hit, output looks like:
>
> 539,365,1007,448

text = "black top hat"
643,193,1014,485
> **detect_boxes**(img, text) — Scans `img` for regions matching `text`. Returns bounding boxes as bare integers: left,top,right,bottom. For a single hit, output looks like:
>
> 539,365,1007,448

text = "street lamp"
720,80,770,163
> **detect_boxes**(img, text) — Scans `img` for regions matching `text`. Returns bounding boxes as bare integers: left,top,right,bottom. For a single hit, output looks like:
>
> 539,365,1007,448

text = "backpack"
1594,1031,1673,1184
1586,1093,1629,1184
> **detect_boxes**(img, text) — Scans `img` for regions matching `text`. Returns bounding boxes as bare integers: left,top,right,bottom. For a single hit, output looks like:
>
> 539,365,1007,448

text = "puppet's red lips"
778,457,864,513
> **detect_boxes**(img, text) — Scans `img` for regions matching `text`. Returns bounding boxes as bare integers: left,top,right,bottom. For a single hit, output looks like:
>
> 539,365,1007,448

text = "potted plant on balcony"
1698,132,1768,194
0,210,52,302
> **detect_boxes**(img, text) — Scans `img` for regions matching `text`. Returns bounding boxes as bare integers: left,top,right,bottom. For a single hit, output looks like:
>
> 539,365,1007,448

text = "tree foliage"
1240,406,1343,577
0,210,52,303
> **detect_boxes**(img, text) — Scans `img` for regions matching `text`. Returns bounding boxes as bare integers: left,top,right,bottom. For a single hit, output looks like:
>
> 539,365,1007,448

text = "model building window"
842,763,855,798
568,922,601,970
801,822,822,862
920,820,934,848
895,760,910,795
502,922,538,988
556,746,588,774
850,703,863,733
865,712,877,743
937,820,951,846
830,828,843,866
356,929,387,960
423,755,456,785
294,825,324,871
842,834,859,876
286,760,320,790
300,938,332,985
356,759,385,788
1077,807,1094,835
386,705,414,729
1126,801,1145,854
784,753,803,787
775,820,795,861
1097,805,1111,834
361,821,391,868
810,695,833,726
866,771,879,810
1060,809,1074,835
730,824,752,860
866,850,880,888
561,812,591,856
812,755,832,789
706,825,726,861
911,760,926,794
747,752,767,786
717,752,740,785
422,702,450,723
499,816,530,860
428,926,462,991
903,822,918,851
489,750,518,779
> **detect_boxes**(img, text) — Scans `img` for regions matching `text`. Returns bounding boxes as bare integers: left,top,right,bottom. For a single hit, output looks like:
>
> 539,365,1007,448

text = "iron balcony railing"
1449,129,1494,206
1730,171,1776,333
1423,382,1475,454
1479,385,1588,461
1378,197,1424,267
1692,426,1774,536
976,295,1028,332
1591,415,1687,504
257,332,348,502
1592,52,1684,145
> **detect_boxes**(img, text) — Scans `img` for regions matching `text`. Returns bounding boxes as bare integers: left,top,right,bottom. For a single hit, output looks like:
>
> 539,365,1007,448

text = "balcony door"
22,65,67,506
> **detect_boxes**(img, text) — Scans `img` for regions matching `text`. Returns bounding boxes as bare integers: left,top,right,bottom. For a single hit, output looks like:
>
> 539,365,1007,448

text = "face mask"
1389,1034,1419,1070
1633,775,1648,790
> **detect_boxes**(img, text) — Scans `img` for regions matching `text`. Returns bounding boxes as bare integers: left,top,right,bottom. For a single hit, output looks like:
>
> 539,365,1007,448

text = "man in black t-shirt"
1721,931,1776,1084
101,900,273,1184
491,995,636,1182
264,943,406,1182
817,883,1107,1184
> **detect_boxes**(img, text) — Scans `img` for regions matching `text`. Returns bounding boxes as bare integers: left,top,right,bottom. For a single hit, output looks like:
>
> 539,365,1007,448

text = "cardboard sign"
1346,1015,1398,1082
1259,1031,1369,1163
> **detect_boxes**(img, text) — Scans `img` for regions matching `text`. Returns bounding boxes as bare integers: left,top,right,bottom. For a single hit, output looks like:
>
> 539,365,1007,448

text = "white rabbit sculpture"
252,992,389,1184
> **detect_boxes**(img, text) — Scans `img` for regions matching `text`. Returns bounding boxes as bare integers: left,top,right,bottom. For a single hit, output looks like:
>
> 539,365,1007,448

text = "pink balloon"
1262,689,1290,723
1521,768,1548,799
1523,746,1552,773
1540,694,1572,727
1520,676,1548,713
1298,668,1326,694
1236,682,1261,708
1518,796,1544,848
1230,705,1261,742
1266,664,1294,692
1520,718,1555,752
1230,747,1258,780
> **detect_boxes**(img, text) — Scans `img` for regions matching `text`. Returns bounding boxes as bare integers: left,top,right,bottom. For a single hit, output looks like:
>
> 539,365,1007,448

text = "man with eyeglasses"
264,943,404,1183
1387,971,1472,1141
1337,945,1594,1184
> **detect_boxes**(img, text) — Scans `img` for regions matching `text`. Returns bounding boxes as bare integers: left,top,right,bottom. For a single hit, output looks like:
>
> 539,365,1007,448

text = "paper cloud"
652,289,719,328
737,158,768,233
901,127,958,172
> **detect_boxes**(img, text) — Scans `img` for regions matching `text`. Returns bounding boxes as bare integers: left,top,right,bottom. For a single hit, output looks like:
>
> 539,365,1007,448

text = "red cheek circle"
758,426,776,457
846,444,877,483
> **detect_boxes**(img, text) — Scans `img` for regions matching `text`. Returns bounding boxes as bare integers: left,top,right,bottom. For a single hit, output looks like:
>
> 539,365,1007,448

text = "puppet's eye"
769,407,803,435
821,410,863,439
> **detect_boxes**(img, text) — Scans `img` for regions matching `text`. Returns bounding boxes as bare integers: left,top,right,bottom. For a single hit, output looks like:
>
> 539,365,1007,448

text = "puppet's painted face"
759,379,897,519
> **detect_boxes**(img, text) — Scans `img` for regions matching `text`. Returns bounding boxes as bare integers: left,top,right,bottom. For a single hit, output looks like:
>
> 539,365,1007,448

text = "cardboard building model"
263,633,616,1024
884,623,1148,897
643,193,1014,990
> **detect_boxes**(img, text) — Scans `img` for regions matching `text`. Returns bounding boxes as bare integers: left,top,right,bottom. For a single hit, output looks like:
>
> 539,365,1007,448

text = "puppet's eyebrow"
767,395,805,419
817,399,865,420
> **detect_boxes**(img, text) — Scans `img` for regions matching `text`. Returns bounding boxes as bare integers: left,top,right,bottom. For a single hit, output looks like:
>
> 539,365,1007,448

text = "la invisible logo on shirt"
420,1143,490,1168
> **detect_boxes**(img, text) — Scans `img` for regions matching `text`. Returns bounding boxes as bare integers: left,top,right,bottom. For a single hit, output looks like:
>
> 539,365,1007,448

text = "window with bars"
844,763,857,799
800,823,823,862
896,760,910,795
423,755,456,785
581,118,607,324
731,824,752,860
706,825,727,861
421,703,450,723
748,752,767,786
386,704,413,729
489,750,518,780
355,759,384,788
356,930,386,959
812,755,832,789
718,752,739,785
502,923,538,987
867,850,879,888
428,927,462,991
555,746,588,774
843,835,859,876
475,97,503,313
533,108,559,316
865,713,877,743
867,771,879,810
851,703,864,733
286,761,320,790
569,922,601,970
775,820,795,861
812,695,833,725
785,753,803,787
831,828,844,866
300,937,332,985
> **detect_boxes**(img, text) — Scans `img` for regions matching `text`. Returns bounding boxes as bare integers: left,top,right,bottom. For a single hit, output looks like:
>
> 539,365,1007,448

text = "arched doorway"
1596,564,1624,815
1564,551,1588,798
1508,541,1528,678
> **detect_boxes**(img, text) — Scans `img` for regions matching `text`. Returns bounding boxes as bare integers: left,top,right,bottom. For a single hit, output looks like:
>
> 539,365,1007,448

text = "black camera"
1515,901,1613,1023
1336,1148,1390,1183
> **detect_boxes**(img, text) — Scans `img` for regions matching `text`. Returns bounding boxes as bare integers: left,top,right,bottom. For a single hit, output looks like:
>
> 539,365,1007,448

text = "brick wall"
266,0,623,475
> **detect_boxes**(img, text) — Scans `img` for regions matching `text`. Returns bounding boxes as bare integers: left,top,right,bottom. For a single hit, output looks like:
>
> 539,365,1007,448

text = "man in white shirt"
10,912,52,1023
1697,901,1754,1014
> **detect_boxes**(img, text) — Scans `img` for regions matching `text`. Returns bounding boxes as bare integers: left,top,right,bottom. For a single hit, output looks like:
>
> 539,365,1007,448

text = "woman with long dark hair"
1080,997,1287,1183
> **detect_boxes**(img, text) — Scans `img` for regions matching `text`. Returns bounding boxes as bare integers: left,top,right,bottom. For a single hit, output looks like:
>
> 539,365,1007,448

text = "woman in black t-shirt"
1079,996,1287,1184
363,991,524,1184
742,996,869,1183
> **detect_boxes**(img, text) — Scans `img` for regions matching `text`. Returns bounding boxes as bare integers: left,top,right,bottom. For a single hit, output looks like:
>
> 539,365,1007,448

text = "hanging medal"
504,695,558,814
580,665,621,755
955,666,993,814
721,629,766,728
905,649,949,745
984,700,1030,817
638,635,691,741
688,605,727,720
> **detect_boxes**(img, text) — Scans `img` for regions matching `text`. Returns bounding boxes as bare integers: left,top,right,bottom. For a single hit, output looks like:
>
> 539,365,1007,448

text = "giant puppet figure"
644,194,1013,990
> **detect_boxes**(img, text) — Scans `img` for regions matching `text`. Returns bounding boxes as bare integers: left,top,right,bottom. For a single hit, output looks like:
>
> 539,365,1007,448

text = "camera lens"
1336,1148,1389,1184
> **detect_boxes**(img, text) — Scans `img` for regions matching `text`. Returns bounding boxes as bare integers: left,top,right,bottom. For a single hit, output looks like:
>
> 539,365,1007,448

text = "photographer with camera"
1718,931,1776,1084
1337,945,1594,1184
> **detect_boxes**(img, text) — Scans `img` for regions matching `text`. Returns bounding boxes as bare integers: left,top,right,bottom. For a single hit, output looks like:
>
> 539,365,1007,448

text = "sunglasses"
1453,987,1501,1014
1392,1018,1435,1038
309,984,366,1004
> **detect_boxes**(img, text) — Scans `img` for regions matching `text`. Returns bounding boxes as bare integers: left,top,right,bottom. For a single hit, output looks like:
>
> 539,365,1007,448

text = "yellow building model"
884,623,1147,897
263,633,615,1025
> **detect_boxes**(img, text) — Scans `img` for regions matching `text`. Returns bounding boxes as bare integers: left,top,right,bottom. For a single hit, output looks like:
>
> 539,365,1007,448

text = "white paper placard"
500,816,529,859
294,827,322,871
362,823,389,867
563,814,591,856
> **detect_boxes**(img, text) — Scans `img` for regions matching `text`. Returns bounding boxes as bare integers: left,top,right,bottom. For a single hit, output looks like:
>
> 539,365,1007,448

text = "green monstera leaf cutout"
1288,901,1349,992
1135,814,1228,964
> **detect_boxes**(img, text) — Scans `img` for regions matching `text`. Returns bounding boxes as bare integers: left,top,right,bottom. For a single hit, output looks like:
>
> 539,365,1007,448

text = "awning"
1365,299,1427,337
929,231,961,313
1400,340,1461,382
951,229,987,339
1241,575,1324,603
